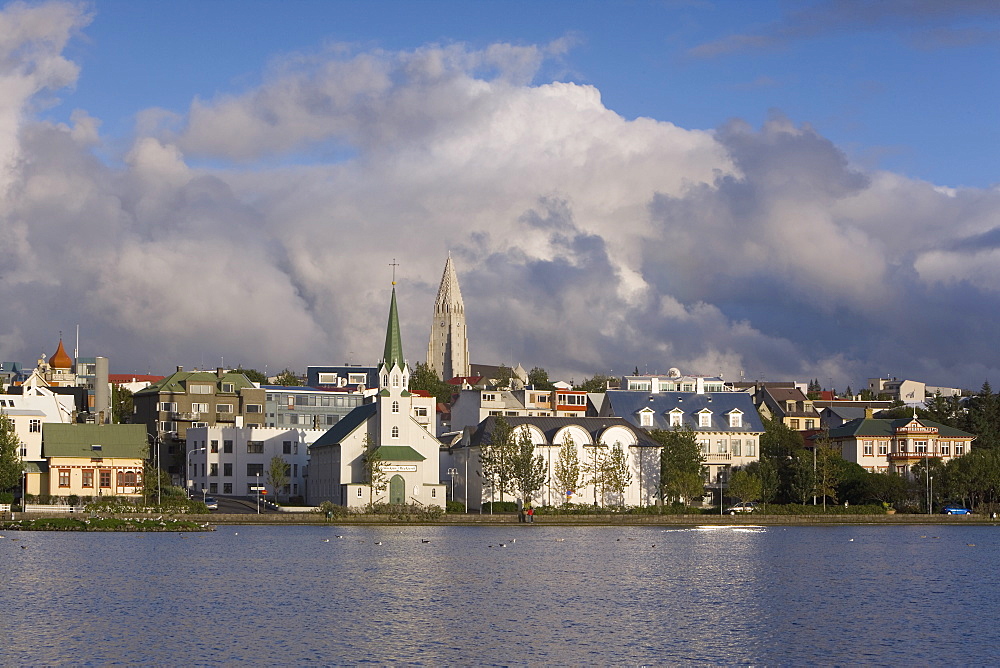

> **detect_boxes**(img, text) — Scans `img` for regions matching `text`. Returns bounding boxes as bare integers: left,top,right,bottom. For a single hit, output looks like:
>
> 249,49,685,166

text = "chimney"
696,377,705,395
176,366,184,373
865,407,874,419
217,367,225,378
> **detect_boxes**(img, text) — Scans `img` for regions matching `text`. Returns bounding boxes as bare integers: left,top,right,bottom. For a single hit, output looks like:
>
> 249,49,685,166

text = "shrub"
67,495,80,507
316,500,347,518
482,501,519,513
446,500,465,513
0,491,14,503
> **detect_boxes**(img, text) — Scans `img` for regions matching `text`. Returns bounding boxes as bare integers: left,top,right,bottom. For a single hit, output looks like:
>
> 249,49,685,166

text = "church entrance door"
389,474,405,504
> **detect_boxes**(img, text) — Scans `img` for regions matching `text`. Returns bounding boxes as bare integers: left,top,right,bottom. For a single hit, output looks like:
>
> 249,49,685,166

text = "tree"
789,453,816,505
924,391,961,429
863,472,909,507
360,435,387,507
600,442,633,506
552,433,582,504
745,458,779,508
274,368,302,386
844,385,854,399
111,384,133,424
527,366,555,390
728,468,763,504
409,362,454,404
479,416,517,503
967,381,1000,450
266,456,289,502
813,436,843,508
0,413,24,493
494,364,515,390
509,427,546,507
575,375,614,393
651,427,705,507
234,366,267,384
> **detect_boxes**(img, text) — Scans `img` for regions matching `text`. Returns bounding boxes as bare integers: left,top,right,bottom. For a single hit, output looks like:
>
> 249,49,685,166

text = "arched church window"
392,374,399,387
391,426,399,438
392,401,399,413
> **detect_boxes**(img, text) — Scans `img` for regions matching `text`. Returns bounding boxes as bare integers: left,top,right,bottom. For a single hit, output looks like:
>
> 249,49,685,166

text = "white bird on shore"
322,539,330,543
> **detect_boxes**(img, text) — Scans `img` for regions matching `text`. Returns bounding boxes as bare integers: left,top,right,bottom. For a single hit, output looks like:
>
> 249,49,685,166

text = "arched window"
123,471,137,486
392,401,399,413
382,374,388,387
116,471,124,487
391,426,399,438
392,374,399,387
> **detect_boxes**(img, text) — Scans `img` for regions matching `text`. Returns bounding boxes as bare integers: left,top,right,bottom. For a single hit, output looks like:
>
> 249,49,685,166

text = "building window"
223,463,232,477
245,404,262,413
732,440,741,456
863,441,873,456
223,440,233,453
247,441,264,454
160,421,177,433
698,439,709,453
189,384,213,394
391,426,399,439
716,440,726,454
431,488,437,498
247,463,264,476
210,440,219,453
640,411,652,427
29,419,41,433
100,470,111,488
699,412,711,428
728,413,742,428
58,469,70,487
483,393,496,402
790,419,800,429
191,422,208,429
956,444,964,456
158,402,177,412
210,463,218,477
392,374,399,388
746,441,756,457
82,470,94,487
670,412,682,427
216,404,233,414
915,440,928,453
221,383,235,393
805,419,815,430
392,401,399,414
223,483,232,494
878,442,888,456
283,441,292,454
358,487,363,498
941,443,950,456
191,403,209,414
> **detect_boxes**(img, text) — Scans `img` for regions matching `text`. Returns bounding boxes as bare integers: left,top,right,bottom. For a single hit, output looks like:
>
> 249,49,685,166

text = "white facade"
186,425,325,500
0,372,76,462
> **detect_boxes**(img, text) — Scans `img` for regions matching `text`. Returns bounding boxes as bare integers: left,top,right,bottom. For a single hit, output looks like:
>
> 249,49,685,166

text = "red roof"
109,374,165,385
410,389,432,397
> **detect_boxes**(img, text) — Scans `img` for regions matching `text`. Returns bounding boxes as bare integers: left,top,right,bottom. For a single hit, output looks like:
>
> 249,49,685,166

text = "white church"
307,283,445,508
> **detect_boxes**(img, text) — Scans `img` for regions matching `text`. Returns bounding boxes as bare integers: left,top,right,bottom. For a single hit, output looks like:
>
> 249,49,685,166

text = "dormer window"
698,410,712,428
669,410,683,428
91,444,102,452
638,408,654,427
728,410,743,428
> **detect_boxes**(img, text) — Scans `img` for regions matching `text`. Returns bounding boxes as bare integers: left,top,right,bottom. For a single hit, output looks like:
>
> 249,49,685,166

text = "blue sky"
53,0,999,187
3,0,1000,391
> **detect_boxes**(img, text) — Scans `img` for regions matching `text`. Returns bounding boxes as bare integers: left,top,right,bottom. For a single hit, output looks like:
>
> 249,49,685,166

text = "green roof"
374,445,426,461
381,287,404,370
828,417,974,440
42,424,147,458
311,403,377,449
135,370,257,396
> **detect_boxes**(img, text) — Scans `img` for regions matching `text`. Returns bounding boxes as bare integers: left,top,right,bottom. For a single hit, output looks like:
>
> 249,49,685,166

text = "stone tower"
426,253,470,381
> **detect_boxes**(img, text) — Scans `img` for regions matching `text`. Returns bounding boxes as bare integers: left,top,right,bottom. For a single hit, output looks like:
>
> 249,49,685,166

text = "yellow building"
32,423,146,498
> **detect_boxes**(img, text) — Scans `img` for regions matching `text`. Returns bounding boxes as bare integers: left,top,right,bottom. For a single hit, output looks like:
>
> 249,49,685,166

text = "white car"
204,496,219,510
726,502,757,515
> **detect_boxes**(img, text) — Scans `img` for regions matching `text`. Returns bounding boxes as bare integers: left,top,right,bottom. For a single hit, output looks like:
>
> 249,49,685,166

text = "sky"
1,0,999,392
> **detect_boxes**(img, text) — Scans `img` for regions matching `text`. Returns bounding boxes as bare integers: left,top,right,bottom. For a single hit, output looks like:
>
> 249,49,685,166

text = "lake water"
1,523,998,665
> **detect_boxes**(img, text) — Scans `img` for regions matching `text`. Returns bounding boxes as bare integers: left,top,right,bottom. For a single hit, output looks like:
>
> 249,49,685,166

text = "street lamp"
256,472,261,514
186,447,206,498
447,468,458,503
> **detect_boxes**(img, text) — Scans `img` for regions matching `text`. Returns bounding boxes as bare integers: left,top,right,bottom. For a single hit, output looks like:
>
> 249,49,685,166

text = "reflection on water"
1,524,998,664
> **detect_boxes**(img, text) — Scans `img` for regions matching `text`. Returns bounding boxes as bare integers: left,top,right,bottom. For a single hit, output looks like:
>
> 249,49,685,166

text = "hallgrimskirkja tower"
426,253,470,381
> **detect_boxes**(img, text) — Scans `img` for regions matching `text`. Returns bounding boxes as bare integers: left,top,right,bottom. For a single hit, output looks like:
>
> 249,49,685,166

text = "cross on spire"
389,258,399,285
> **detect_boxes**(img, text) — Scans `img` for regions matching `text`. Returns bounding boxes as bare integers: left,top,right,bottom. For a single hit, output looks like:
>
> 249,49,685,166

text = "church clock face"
440,321,446,327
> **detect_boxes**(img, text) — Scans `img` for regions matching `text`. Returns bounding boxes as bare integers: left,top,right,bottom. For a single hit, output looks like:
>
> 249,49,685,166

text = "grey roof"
602,391,765,433
821,406,870,422
827,417,974,440
467,416,661,448
310,402,377,449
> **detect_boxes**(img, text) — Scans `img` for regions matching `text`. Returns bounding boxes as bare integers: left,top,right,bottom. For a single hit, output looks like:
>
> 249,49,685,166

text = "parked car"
204,496,219,510
942,505,970,515
726,502,758,515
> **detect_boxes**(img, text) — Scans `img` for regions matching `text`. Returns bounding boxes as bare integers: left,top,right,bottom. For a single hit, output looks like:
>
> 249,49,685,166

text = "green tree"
552,433,582,504
494,364,515,390
509,427,546,507
480,416,517,503
234,366,267,384
924,391,962,429
266,455,289,501
575,375,614,393
728,468,763,504
274,368,302,386
0,413,24,492
600,442,633,506
360,435,387,507
111,384,134,424
409,362,454,404
813,436,843,508
745,458,779,508
527,366,555,390
788,454,816,505
863,472,909,507
651,427,705,507
967,381,1000,450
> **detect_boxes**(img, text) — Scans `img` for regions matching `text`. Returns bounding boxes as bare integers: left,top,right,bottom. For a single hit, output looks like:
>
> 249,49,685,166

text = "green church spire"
382,286,404,370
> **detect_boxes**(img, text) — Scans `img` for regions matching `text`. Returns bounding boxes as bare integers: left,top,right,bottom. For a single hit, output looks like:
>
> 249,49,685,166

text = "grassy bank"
0,516,213,532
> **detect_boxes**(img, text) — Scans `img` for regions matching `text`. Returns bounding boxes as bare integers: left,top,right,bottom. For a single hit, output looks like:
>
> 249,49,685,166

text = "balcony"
887,450,945,461
704,453,733,463
170,411,204,421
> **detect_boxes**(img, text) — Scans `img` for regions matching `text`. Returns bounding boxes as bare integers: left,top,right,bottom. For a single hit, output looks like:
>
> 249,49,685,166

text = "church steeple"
427,253,471,381
382,287,404,372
